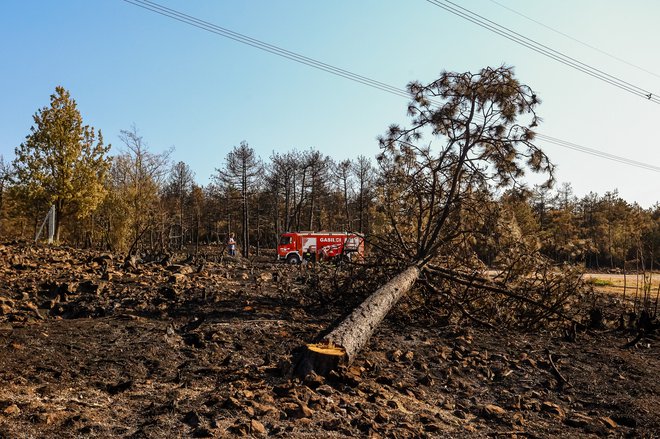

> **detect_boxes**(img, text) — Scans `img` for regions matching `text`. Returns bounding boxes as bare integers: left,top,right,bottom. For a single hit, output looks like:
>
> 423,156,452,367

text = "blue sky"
1,0,659,206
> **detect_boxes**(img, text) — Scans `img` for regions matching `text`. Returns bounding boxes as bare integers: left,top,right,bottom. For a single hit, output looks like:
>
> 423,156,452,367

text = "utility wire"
424,0,660,104
535,133,660,172
120,0,660,174
122,0,411,100
487,0,660,81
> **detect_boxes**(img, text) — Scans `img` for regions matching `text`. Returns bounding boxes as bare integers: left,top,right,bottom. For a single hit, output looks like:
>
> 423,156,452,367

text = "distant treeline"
2,86,658,269
2,137,658,270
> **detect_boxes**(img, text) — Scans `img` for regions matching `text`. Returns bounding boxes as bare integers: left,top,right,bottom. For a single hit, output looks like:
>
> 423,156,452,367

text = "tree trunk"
294,265,420,377
0,184,4,236
308,180,315,231
54,201,63,243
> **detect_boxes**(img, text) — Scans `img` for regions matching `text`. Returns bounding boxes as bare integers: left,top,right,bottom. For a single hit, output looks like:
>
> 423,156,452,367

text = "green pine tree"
13,86,110,241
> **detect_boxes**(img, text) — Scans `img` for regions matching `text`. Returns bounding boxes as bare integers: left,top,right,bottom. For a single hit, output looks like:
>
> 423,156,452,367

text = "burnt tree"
295,65,556,376
215,141,262,257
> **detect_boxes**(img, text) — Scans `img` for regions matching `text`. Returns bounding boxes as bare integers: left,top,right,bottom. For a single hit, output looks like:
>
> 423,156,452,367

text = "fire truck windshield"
279,236,291,245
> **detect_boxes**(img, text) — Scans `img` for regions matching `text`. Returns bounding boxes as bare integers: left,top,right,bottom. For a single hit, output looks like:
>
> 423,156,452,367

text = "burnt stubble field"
0,243,658,438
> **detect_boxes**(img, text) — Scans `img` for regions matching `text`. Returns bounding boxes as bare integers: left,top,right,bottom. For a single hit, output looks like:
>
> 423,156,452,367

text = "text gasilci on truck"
277,231,364,264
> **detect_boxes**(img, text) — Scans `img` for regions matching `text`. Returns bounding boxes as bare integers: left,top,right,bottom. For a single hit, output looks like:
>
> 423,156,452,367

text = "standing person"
303,245,317,270
227,233,236,256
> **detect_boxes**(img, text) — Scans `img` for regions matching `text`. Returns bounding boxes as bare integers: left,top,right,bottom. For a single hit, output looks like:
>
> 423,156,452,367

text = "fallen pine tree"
294,66,588,377
295,265,420,376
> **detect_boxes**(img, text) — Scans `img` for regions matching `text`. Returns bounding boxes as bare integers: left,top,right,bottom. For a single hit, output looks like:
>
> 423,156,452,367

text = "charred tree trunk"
295,265,420,377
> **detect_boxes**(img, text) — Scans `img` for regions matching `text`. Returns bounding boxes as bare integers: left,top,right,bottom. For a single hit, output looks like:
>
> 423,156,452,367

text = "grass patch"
588,278,615,287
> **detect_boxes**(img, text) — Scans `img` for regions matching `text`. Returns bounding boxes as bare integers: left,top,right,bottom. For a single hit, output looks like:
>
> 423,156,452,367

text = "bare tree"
304,150,329,231
215,141,262,257
0,156,11,237
352,155,375,234
103,125,171,253
333,159,354,230
268,151,298,235
165,161,195,249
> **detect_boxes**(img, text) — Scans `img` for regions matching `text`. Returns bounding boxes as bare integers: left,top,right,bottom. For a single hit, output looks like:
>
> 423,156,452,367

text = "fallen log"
294,265,420,377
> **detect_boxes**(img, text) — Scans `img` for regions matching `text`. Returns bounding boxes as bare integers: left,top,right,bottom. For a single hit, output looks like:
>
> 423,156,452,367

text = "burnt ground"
0,243,658,438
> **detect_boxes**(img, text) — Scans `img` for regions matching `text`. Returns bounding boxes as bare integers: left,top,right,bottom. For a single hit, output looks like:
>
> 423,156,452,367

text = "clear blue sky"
1,1,659,207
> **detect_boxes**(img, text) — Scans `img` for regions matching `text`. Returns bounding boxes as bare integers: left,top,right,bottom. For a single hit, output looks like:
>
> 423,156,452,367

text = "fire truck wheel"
286,254,301,265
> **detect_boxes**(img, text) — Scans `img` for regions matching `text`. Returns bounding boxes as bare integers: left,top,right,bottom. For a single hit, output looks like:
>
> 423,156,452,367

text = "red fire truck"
277,231,364,264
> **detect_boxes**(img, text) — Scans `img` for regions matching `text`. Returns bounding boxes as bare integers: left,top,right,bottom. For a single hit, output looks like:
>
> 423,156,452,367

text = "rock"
3,404,21,416
227,422,249,436
343,367,363,386
424,423,443,433
612,414,637,428
512,412,525,426
106,380,134,395
418,374,434,386
316,385,334,396
375,410,389,423
375,374,395,386
541,401,566,419
77,280,105,295
599,416,617,429
298,402,314,418
272,383,295,398
565,413,593,428
168,273,186,284
40,300,58,310
283,401,314,419
167,264,193,275
222,396,241,410
250,419,267,436
192,427,213,438
35,412,60,425
183,411,201,427
23,302,45,320
251,402,278,417
160,286,179,299
55,284,74,301
388,349,403,362
413,360,428,371
386,400,406,411
482,403,507,418
23,301,38,311
303,372,325,389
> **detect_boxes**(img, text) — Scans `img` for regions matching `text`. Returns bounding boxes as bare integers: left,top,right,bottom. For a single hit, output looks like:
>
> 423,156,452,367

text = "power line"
120,0,660,174
424,0,660,104
487,0,660,81
535,134,660,173
122,0,411,100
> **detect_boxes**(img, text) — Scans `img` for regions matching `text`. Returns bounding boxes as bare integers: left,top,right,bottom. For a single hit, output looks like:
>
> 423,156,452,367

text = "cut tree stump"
294,265,420,377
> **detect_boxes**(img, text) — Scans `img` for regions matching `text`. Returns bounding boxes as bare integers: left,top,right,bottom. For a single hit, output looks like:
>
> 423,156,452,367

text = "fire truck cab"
277,231,364,264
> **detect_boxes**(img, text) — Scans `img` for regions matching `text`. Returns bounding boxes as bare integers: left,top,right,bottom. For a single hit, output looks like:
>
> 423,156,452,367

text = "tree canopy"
376,65,553,265
13,86,110,240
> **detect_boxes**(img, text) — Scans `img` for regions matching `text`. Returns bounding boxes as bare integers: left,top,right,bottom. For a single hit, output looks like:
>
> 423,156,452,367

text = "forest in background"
1,85,658,271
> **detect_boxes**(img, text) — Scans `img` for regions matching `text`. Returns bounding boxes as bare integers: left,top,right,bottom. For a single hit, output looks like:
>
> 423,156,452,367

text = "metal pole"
47,205,55,244
35,205,55,244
